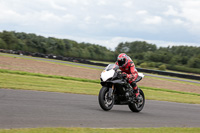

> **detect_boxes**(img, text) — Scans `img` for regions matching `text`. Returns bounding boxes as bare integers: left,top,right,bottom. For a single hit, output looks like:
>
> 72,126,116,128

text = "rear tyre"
98,87,114,111
128,89,145,112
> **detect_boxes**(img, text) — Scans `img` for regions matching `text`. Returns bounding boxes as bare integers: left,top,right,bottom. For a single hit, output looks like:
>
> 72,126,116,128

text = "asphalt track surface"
1,89,200,129
1,53,200,84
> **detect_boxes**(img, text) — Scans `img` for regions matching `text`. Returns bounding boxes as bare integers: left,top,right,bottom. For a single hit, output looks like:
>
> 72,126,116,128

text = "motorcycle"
98,64,145,112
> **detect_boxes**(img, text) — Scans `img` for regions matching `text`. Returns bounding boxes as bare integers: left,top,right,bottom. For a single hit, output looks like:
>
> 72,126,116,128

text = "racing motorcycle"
98,64,145,112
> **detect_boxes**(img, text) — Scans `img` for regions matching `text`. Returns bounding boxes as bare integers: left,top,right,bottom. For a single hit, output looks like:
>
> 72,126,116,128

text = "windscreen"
104,64,119,71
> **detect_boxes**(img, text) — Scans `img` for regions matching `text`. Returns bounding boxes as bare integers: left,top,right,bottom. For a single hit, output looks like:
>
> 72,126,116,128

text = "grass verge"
0,72,100,95
0,127,200,133
0,69,200,104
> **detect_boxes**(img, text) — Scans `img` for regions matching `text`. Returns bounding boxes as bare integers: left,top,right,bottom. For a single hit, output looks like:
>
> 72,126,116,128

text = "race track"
0,89,200,129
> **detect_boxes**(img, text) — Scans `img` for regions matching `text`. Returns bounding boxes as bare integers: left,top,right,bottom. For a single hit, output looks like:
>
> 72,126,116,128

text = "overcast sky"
0,0,200,50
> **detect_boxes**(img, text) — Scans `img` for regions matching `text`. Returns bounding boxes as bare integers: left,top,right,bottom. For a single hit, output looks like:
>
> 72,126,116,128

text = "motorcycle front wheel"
128,89,145,112
98,87,114,111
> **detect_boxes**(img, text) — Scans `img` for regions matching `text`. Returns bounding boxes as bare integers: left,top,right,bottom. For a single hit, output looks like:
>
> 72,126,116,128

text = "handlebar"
117,71,127,79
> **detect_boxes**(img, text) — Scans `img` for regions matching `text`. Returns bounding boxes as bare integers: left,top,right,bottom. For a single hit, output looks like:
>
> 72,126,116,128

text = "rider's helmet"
117,53,128,67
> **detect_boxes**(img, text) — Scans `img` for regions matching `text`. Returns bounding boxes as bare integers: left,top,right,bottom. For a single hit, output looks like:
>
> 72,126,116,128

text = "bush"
158,64,166,70
140,62,148,68
134,59,143,66
187,57,200,68
167,65,200,74
147,62,156,67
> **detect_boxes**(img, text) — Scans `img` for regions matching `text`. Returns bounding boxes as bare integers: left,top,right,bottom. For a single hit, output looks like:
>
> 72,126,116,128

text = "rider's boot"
130,82,142,101
134,88,142,101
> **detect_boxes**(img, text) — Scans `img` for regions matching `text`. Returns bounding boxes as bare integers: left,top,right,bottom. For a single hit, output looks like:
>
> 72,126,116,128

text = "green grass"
0,69,200,104
0,127,200,133
0,72,100,95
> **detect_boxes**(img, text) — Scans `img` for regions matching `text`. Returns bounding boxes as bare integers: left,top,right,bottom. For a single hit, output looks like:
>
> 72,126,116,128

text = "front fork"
108,84,114,98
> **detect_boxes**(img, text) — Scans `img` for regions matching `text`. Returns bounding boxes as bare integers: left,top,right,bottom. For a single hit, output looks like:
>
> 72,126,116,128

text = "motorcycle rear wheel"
98,87,114,111
128,89,145,112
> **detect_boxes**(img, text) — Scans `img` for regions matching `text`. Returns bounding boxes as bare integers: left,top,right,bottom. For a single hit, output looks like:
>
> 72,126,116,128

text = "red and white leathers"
115,53,140,97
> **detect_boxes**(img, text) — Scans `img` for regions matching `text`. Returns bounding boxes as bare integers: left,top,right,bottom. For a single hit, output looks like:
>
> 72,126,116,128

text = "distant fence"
0,49,200,80
136,68,200,80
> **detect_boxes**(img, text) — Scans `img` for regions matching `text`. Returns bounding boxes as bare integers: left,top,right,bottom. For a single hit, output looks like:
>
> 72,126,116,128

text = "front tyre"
98,87,114,111
128,89,145,112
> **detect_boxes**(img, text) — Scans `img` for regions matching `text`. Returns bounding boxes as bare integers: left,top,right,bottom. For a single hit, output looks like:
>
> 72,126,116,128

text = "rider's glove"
127,74,134,81
122,72,127,78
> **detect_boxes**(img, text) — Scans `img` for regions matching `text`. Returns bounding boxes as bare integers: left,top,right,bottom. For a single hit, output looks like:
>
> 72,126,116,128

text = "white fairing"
101,69,115,82
138,73,144,78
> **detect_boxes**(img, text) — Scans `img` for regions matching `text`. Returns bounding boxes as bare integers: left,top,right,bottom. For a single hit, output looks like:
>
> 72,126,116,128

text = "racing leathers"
115,56,140,99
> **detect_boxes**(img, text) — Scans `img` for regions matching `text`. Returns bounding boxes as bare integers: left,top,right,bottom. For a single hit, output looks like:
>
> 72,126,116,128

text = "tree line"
115,41,200,73
0,31,115,61
0,31,200,74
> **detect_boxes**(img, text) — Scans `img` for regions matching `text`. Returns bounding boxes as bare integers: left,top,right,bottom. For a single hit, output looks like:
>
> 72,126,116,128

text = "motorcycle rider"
115,53,141,100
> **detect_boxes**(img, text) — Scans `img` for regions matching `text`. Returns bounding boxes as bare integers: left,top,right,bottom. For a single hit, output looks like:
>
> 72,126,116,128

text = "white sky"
0,0,200,50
